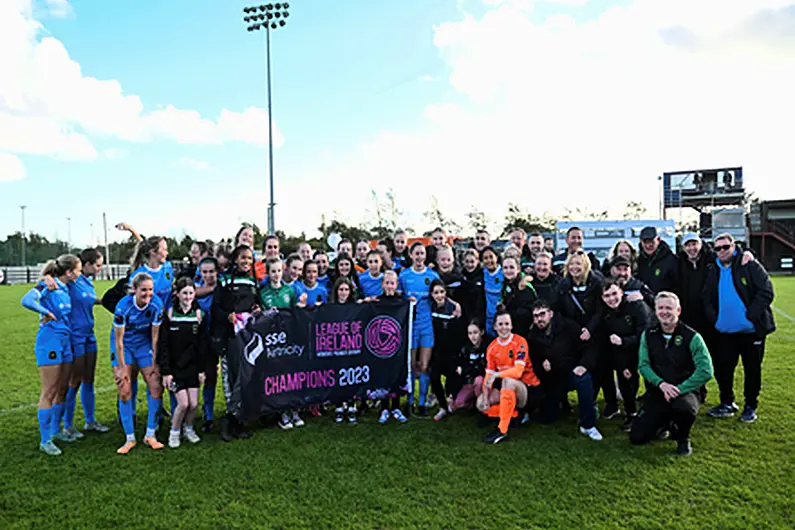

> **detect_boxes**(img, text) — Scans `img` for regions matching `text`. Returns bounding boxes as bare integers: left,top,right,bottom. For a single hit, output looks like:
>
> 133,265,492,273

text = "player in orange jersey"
477,308,540,444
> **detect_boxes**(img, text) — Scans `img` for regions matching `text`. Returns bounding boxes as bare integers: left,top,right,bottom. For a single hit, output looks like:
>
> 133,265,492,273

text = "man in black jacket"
530,252,560,306
528,299,603,441
703,233,775,423
637,226,679,295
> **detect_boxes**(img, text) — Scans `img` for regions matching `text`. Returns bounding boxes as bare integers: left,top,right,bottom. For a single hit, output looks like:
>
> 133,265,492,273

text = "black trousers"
615,371,640,415
630,387,699,444
430,349,452,411
714,333,766,409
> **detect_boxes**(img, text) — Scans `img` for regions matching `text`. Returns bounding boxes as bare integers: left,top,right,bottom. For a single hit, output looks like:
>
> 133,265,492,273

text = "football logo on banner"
365,315,402,359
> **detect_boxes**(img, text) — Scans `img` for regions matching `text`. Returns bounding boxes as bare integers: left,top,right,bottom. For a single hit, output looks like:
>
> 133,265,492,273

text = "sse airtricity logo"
365,316,402,358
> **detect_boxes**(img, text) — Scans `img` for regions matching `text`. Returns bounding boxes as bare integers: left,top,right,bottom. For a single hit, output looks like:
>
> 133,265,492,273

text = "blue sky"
2,0,794,249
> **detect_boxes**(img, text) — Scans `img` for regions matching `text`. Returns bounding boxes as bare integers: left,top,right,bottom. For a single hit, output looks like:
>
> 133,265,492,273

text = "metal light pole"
243,3,290,236
66,217,72,252
657,175,664,219
20,205,27,266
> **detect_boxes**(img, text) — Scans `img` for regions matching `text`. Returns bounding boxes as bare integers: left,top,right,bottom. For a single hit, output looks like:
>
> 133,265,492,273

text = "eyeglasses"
714,244,732,252
573,250,586,255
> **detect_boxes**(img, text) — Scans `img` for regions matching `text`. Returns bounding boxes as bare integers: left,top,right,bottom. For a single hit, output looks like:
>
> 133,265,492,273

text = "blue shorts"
35,331,72,367
411,324,434,350
72,334,98,358
110,344,154,369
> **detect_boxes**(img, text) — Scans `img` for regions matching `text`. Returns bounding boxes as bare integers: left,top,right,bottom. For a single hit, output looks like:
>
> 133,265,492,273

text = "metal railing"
0,264,131,285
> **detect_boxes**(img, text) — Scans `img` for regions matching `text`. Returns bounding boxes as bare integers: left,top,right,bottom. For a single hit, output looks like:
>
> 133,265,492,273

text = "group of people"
21,221,775,457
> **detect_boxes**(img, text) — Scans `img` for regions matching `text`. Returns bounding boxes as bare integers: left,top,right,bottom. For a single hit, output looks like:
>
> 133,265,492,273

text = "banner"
228,301,410,418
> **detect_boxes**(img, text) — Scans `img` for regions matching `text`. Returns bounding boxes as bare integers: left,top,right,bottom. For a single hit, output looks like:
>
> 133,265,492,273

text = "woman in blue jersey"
42,248,110,438
129,236,173,310
128,236,175,417
284,253,304,290
113,273,166,454
392,230,410,271
398,242,441,417
481,246,504,340
294,259,327,307
21,254,82,456
359,250,385,301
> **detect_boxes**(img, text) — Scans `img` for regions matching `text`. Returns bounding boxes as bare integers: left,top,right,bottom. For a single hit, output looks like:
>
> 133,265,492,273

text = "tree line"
0,195,649,266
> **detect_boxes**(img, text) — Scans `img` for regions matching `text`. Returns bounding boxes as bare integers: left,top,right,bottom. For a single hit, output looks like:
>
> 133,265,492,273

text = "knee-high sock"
119,399,135,436
146,385,162,425
50,403,65,436
146,394,162,437
499,388,517,435
419,373,431,407
131,379,139,417
202,385,215,421
64,386,79,429
81,383,96,424
38,408,52,444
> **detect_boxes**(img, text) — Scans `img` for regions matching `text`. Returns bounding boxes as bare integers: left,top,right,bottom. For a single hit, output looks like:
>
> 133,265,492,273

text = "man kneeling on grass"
477,309,541,444
631,292,714,456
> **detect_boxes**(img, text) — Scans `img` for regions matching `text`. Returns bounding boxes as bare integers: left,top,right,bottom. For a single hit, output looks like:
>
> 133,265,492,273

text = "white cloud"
0,0,284,178
42,0,73,18
285,0,795,237
175,157,213,172
101,148,128,160
0,153,26,182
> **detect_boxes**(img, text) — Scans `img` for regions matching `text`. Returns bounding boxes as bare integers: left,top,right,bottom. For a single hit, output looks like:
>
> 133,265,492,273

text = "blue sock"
202,385,215,421
407,374,415,405
131,379,139,417
169,391,178,414
119,399,134,436
147,394,162,432
64,386,78,429
419,373,431,407
50,403,65,437
38,408,52,444
81,383,96,424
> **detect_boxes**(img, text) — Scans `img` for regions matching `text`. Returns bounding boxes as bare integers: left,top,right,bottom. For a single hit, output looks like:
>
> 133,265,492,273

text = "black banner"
228,301,410,418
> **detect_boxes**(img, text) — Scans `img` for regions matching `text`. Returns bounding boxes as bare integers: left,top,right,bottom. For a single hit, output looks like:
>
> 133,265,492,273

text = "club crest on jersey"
48,351,57,360
740,277,748,286
506,286,512,294
655,268,661,277
625,315,633,324
424,278,430,285
283,294,290,303
675,335,683,346
166,272,171,280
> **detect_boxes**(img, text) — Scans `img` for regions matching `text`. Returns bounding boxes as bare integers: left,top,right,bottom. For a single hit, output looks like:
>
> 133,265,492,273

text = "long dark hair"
333,252,361,289
230,245,254,276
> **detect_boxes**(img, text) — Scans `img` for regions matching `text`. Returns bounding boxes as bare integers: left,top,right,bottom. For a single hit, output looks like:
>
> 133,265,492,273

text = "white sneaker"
182,428,201,444
168,431,181,448
290,411,305,428
433,408,449,422
279,413,294,430
378,410,390,424
579,426,603,441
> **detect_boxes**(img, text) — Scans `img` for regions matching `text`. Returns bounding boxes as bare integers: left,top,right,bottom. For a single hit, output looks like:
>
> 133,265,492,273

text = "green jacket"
260,282,296,309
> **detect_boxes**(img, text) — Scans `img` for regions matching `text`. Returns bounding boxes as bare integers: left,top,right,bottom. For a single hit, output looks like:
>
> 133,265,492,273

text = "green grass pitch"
0,279,793,529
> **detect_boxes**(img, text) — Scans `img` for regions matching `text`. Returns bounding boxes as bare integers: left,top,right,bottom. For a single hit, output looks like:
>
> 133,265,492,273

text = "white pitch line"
773,305,795,324
0,384,116,416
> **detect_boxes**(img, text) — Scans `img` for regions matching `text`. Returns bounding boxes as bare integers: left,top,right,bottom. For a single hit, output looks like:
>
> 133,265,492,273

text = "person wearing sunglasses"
676,232,754,404
702,233,775,424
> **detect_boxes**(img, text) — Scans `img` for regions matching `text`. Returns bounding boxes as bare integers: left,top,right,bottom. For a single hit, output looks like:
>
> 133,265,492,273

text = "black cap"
610,255,631,268
639,226,658,240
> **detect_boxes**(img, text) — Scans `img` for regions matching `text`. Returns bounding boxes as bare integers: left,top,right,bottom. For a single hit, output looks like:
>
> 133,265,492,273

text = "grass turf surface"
0,279,793,529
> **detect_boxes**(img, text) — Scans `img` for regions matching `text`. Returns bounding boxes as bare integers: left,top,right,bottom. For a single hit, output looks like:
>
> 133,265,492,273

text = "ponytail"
130,236,163,270
39,254,80,281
